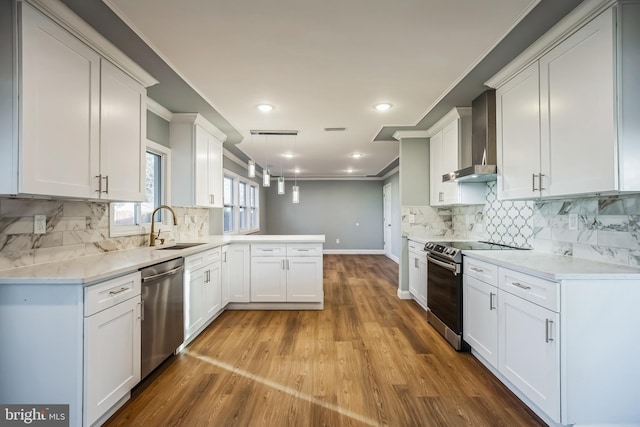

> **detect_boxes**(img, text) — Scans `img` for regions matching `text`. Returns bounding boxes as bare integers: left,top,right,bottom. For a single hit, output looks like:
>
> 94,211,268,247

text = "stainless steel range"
424,241,523,351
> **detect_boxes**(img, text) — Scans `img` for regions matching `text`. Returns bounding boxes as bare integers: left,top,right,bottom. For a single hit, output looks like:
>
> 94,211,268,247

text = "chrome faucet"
149,205,178,246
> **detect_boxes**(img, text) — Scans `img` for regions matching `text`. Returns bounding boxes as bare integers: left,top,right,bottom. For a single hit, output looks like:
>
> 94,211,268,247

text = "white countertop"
463,250,640,280
0,235,325,285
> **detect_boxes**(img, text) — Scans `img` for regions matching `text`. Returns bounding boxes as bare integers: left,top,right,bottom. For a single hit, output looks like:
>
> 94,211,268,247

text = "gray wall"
265,180,383,250
146,110,170,147
400,137,429,205
383,171,401,260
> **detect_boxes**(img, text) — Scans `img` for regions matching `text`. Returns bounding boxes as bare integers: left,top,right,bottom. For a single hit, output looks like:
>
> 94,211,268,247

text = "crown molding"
391,131,430,141
146,98,173,121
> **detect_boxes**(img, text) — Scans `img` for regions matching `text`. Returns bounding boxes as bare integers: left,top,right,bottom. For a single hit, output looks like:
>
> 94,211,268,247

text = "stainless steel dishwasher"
140,257,184,379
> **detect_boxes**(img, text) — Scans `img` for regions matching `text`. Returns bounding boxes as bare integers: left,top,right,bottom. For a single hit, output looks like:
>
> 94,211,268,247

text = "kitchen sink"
155,243,207,250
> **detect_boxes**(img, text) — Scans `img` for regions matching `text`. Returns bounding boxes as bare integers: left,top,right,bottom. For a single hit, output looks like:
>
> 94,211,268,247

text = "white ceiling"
106,0,538,178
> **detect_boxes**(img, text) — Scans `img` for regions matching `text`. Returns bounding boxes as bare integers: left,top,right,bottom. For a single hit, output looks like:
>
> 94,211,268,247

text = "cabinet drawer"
84,271,141,316
251,244,286,257
185,248,220,270
499,268,559,312
287,243,323,257
408,240,423,252
464,257,498,285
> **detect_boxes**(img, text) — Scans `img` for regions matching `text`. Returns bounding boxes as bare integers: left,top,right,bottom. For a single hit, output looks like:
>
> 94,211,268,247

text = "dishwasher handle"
142,266,184,282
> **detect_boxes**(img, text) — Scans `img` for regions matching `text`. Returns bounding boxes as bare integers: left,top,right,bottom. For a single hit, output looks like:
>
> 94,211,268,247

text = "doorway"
383,183,392,258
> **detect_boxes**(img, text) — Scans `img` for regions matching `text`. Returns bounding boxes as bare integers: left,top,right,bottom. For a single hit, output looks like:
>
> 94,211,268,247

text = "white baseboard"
323,249,385,255
385,253,399,263
397,289,412,299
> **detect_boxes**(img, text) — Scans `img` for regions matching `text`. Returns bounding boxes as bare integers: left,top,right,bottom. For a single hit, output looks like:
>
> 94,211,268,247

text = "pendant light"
292,134,300,203
277,135,285,194
247,133,256,177
262,134,270,187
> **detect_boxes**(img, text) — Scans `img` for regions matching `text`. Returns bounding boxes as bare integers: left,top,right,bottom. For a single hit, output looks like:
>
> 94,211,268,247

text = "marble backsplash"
402,182,640,268
0,198,210,271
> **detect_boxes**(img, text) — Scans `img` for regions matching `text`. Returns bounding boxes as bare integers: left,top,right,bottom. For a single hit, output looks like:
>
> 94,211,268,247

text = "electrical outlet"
568,213,578,230
336,238,340,244
34,215,46,234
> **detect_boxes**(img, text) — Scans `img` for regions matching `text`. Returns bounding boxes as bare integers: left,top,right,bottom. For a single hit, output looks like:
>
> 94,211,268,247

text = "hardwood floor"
105,254,545,427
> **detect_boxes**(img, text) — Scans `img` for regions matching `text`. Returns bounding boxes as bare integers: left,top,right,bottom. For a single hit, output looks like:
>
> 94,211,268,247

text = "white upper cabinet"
19,3,101,199
0,1,156,201
495,62,541,200
99,60,146,201
428,108,485,206
171,114,226,208
489,2,640,200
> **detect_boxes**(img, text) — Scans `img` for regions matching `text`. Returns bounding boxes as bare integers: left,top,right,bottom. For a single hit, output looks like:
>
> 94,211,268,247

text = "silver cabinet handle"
489,292,496,310
140,300,144,321
414,258,418,268
532,173,537,191
281,259,285,269
223,252,227,262
511,281,531,290
427,254,459,275
470,266,484,273
287,260,290,270
95,174,102,193
103,175,109,194
545,319,554,343
109,287,128,296
539,174,546,191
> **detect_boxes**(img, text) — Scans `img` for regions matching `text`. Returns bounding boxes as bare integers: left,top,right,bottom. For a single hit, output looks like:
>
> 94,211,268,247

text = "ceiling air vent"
250,130,298,136
324,127,347,132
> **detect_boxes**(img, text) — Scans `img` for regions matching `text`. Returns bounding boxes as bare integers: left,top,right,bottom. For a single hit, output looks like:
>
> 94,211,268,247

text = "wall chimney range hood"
443,90,497,183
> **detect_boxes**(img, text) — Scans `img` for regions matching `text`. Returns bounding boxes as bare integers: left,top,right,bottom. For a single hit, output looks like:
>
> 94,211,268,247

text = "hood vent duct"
443,90,497,183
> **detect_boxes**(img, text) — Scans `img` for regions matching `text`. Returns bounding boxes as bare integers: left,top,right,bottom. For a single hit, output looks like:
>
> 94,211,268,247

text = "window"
110,141,171,237
223,170,259,234
223,175,234,233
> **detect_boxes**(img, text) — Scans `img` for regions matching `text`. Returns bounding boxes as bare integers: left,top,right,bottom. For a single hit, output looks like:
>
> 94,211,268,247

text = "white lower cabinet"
0,271,143,427
84,273,141,426
463,275,498,368
222,244,251,304
250,243,323,303
184,248,222,343
498,288,560,422
407,240,427,309
463,254,640,426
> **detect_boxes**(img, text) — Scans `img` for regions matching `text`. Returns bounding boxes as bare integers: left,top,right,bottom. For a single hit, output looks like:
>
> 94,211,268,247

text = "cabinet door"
194,125,211,207
496,62,541,200
408,252,420,298
498,290,560,422
20,3,100,198
440,120,460,205
99,60,146,202
223,244,251,303
203,261,221,319
184,266,206,339
251,257,287,302
463,276,498,367
429,131,443,206
286,256,323,302
208,137,223,208
84,296,140,426
540,10,615,197
417,254,428,308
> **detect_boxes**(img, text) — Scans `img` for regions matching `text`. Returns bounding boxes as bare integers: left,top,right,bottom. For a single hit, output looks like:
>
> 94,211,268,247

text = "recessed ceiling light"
351,153,363,159
257,104,274,112
347,169,354,173
374,103,392,111
282,153,295,159
294,168,301,174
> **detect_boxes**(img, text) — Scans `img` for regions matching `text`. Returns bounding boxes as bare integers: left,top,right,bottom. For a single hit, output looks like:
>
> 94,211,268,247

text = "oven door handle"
427,254,459,275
